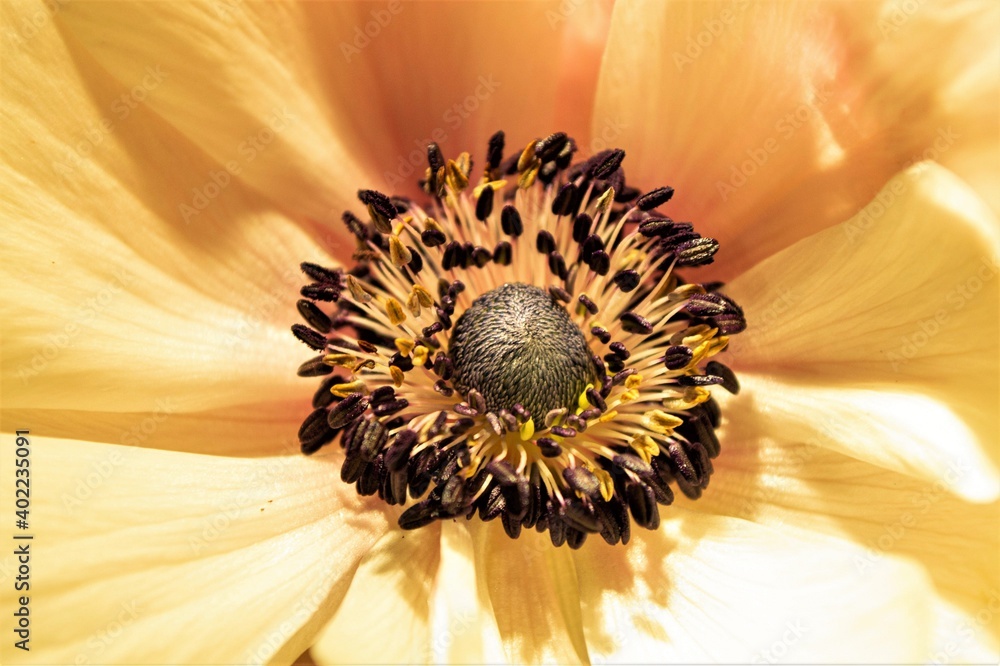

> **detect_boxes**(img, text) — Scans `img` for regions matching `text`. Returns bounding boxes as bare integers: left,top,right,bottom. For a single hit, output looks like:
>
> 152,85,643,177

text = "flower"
1,1,997,665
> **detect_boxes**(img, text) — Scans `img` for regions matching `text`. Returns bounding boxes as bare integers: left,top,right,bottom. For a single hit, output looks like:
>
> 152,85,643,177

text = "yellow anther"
330,380,366,398
517,139,537,172
346,275,373,304
394,338,415,356
412,345,429,367
388,236,412,267
385,297,406,326
323,353,357,369
412,284,434,308
630,433,660,463
578,384,594,410
389,366,404,387
591,466,615,502
445,159,470,191
406,291,422,317
625,373,643,390
620,249,645,269
595,187,615,213
619,389,640,403
472,179,507,200
424,217,444,233
517,167,538,190
598,409,618,423
519,419,535,441
645,409,684,434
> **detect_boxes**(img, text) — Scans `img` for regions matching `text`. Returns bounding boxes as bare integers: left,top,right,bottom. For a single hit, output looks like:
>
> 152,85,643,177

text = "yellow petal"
573,508,937,662
726,163,999,496
685,420,1000,645
0,437,387,665
469,522,589,664
311,525,442,665
592,1,997,280
1,4,333,416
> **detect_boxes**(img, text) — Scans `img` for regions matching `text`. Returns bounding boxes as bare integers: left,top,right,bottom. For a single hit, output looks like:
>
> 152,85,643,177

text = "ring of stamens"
292,130,746,548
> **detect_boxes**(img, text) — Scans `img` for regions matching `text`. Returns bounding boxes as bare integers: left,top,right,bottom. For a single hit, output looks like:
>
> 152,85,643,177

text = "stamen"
291,129,746,547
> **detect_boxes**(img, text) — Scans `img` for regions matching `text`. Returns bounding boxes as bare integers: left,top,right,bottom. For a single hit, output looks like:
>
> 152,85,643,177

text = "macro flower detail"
293,132,744,546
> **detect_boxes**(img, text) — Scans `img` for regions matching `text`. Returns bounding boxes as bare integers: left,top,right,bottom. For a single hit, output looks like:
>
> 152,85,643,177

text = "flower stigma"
292,130,746,548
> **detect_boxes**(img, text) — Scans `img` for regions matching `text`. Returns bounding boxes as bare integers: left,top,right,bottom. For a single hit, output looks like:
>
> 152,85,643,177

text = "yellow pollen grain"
595,187,615,213
423,217,444,233
630,433,660,463
517,167,538,190
406,291,422,317
446,158,470,191
390,366,404,387
412,284,434,308
472,179,507,199
519,419,535,441
355,359,375,371
620,389,639,403
625,374,643,390
598,409,618,423
591,466,615,502
645,409,684,435
394,337,415,356
346,275,373,304
331,380,366,398
388,236,412,267
323,353,357,369
385,297,406,326
412,345,428,366
517,140,537,172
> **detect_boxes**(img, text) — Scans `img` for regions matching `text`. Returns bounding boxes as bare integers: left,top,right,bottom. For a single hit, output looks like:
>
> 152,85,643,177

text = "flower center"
291,129,746,548
449,282,594,425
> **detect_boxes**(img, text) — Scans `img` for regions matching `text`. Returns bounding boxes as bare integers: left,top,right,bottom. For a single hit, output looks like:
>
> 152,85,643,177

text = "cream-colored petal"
0,436,387,665
574,509,936,663
690,406,999,639
427,522,507,665
716,376,999,502
469,521,590,665
1,3,332,415
311,525,441,665
727,163,1000,486
57,1,606,207
2,401,307,457
592,0,998,279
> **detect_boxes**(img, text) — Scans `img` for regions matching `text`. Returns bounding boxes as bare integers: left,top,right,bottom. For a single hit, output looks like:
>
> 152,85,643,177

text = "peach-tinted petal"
57,1,607,208
592,0,997,279
727,163,999,488
0,436,387,665
683,418,1000,648
470,522,589,665
574,509,936,662
1,401,304,457
1,2,332,416
311,525,441,665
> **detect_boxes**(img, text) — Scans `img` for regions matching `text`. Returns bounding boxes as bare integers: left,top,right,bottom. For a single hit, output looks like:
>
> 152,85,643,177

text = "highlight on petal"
470,522,589,665
0,437,387,665
685,410,1000,649
573,509,937,663
1,1,335,417
592,0,998,279
726,163,999,496
312,525,442,665
56,1,608,207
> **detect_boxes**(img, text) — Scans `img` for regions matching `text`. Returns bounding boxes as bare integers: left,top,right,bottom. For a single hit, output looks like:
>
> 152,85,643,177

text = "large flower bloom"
1,0,998,664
